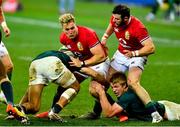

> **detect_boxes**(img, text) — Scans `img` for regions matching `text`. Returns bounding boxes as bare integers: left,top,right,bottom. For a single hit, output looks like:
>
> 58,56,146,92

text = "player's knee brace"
61,88,77,102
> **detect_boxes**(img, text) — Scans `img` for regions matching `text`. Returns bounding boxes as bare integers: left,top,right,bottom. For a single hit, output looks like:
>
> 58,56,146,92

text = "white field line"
7,16,180,46
18,56,180,66
7,16,59,29
7,16,180,64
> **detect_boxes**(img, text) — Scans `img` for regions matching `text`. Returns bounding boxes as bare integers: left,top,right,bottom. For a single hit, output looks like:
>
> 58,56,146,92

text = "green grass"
0,0,180,126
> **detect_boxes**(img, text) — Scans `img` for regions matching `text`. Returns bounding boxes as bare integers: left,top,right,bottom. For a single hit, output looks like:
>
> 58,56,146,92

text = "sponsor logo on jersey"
125,31,130,40
67,45,71,49
114,28,119,32
77,42,83,51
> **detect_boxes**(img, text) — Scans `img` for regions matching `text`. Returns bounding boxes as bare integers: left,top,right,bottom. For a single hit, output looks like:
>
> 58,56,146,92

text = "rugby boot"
151,111,163,123
35,111,49,118
6,104,29,124
78,112,100,120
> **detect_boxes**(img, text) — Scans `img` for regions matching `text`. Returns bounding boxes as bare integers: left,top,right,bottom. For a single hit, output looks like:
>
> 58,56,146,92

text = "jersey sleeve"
134,23,150,44
59,34,66,45
86,30,100,49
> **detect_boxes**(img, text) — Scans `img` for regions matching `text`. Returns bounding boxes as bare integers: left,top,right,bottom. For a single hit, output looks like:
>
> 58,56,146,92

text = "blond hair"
59,13,75,25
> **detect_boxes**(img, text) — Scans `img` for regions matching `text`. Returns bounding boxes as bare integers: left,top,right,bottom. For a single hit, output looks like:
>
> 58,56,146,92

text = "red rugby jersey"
110,16,150,54
60,26,101,60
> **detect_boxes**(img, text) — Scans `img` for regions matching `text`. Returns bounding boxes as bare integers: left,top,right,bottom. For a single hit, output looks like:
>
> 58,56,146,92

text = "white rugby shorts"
90,57,110,78
0,42,9,57
29,56,76,88
110,50,147,73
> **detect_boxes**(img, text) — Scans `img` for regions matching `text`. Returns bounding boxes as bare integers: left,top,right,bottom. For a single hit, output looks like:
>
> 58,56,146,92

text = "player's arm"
101,23,114,45
80,67,108,87
94,82,123,117
124,37,155,58
84,43,106,66
138,37,155,56
69,43,106,68
0,7,10,37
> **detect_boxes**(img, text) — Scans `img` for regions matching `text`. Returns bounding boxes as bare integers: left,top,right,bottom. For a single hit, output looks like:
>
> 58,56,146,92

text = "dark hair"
112,4,130,19
110,72,128,87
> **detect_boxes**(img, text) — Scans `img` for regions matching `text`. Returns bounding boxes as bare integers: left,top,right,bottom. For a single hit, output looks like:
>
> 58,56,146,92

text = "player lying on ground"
92,72,180,122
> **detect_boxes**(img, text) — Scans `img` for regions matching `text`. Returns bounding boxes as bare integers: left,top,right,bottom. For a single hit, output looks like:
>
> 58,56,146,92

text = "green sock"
145,101,157,114
7,72,12,81
1,81,14,105
52,104,62,114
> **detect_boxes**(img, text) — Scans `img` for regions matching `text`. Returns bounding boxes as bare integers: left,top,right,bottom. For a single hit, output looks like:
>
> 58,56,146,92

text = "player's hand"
3,26,11,37
69,56,82,68
92,82,105,96
123,49,133,58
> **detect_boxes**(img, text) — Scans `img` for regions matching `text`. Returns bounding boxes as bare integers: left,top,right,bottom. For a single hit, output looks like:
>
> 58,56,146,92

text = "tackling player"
100,4,163,123
36,13,113,119
93,72,180,122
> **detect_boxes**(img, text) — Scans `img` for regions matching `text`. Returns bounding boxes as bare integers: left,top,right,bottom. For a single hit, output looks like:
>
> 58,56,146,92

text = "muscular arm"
0,7,4,23
139,37,155,56
80,67,109,87
69,43,106,68
101,23,114,45
84,43,106,66
0,7,10,37
124,37,155,58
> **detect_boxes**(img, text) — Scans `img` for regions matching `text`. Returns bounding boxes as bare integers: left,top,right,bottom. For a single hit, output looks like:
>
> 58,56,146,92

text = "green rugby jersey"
117,88,165,121
32,50,80,72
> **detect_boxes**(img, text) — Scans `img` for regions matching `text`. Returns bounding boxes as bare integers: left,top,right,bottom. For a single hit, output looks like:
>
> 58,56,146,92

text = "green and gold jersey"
32,50,80,72
117,89,165,121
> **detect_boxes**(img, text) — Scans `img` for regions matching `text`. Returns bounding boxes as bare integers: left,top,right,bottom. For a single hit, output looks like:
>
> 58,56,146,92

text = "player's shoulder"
130,16,146,28
78,25,95,34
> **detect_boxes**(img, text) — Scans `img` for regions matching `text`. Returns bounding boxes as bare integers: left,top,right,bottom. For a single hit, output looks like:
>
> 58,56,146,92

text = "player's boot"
6,104,29,124
151,111,163,123
35,111,49,118
118,114,128,122
48,110,64,122
78,112,100,120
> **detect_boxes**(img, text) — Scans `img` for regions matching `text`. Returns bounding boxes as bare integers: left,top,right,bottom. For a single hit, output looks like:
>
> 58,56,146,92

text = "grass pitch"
0,0,180,126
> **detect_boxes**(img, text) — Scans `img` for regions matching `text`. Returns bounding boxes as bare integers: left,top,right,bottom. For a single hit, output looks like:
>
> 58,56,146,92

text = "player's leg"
0,42,14,80
35,71,87,119
0,60,14,106
128,67,163,123
158,100,180,121
48,67,80,121
0,60,28,123
20,84,44,114
1,54,13,80
79,59,111,120
0,42,13,103
84,80,114,120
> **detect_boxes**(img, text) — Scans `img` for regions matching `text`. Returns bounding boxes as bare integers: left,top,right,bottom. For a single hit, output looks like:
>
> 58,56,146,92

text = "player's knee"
89,85,99,99
33,107,40,114
0,77,9,84
6,63,13,74
61,88,77,102
127,78,140,90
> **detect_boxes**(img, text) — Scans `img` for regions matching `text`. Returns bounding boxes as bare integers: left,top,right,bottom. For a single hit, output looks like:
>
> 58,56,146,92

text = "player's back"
33,50,80,72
